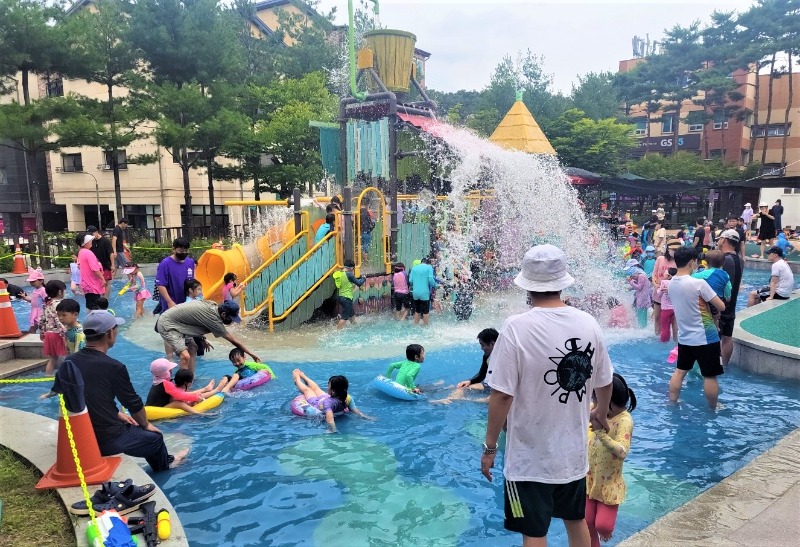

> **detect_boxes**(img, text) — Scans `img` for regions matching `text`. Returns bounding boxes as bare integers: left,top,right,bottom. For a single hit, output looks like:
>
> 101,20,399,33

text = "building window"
0,166,7,185
632,117,647,135
661,115,675,134
46,77,64,97
713,111,729,130
102,149,128,170
762,163,784,177
741,149,749,165
687,111,704,132
752,124,790,137
180,205,229,230
171,148,201,164
61,153,83,173
709,149,725,159
123,205,161,229
742,110,753,127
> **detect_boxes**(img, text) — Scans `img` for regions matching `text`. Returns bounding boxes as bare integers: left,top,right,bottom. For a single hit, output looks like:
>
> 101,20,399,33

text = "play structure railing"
266,231,340,332
240,211,310,318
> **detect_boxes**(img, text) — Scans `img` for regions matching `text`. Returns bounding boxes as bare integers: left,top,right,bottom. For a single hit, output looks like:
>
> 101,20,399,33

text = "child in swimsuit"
385,344,425,394
228,348,275,386
292,368,372,433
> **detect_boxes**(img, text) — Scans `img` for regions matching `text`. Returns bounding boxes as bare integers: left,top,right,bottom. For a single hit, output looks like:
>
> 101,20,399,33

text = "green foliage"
625,152,755,181
571,72,622,120
0,243,13,273
130,238,217,264
550,109,635,175
272,6,338,80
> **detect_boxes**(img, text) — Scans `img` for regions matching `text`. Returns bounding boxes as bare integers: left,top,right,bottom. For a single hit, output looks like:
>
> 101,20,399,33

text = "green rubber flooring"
740,297,800,348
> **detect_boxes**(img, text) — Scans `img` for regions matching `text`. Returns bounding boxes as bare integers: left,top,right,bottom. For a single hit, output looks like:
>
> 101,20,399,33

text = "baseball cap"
514,244,575,292
150,358,177,384
344,259,356,268
759,202,768,207
82,234,94,246
83,310,125,336
766,246,784,257
744,203,751,207
719,229,740,243
622,259,640,271
219,300,242,323
645,245,655,252
86,225,98,233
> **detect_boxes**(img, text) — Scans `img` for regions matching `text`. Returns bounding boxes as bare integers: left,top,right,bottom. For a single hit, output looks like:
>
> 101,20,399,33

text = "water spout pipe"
348,0,380,101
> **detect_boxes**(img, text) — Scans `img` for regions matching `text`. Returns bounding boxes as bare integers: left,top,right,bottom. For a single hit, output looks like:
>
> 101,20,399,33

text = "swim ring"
145,393,225,421
371,375,423,401
234,368,274,391
290,394,350,417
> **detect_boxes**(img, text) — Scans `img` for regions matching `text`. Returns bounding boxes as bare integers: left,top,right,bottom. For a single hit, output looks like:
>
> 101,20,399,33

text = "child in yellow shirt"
586,373,636,547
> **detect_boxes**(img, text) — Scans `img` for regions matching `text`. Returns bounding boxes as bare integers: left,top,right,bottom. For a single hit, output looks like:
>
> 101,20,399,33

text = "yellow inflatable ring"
145,393,225,421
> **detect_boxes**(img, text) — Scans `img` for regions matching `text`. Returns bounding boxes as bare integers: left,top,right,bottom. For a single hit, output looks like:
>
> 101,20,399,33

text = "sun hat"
26,268,44,282
219,300,242,323
82,234,94,246
766,246,784,257
744,203,751,207
667,240,683,249
514,244,574,292
645,245,655,252
622,259,640,271
759,202,768,207
719,229,740,243
150,358,178,385
83,310,125,336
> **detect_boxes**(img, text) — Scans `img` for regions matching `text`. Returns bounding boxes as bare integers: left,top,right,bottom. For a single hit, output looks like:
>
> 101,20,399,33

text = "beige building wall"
48,76,255,231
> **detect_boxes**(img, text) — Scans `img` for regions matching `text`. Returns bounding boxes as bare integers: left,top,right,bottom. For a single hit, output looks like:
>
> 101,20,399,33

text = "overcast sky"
315,0,757,94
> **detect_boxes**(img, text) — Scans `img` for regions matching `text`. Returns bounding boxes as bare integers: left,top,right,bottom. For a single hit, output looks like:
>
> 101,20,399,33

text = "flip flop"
70,481,155,516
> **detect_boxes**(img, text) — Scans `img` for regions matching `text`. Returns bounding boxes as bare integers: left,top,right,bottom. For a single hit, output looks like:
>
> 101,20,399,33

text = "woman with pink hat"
26,268,46,333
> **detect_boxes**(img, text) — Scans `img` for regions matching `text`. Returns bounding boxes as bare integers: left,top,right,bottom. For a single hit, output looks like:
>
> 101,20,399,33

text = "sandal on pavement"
70,480,155,516
87,484,156,517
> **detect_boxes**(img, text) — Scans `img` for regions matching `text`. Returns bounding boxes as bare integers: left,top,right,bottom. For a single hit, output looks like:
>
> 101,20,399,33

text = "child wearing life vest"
332,259,365,329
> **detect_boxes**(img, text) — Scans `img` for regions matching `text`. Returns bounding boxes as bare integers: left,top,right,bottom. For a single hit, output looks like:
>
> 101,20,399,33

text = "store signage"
635,134,701,151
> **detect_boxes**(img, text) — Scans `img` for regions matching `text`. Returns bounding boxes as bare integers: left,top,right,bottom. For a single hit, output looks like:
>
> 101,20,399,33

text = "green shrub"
0,244,13,273
130,238,220,264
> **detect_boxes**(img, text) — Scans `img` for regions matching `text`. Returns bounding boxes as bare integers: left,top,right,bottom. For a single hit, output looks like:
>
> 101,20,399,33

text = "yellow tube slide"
195,220,296,302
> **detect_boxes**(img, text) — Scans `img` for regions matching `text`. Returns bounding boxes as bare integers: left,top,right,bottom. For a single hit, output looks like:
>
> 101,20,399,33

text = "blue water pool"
2,269,799,546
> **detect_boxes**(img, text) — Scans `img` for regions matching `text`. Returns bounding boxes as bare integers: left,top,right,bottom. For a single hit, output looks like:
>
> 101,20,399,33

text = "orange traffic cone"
0,280,22,339
11,246,27,274
36,408,121,489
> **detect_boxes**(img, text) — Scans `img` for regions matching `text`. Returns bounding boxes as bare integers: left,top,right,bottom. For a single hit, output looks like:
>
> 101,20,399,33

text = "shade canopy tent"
600,173,800,195
564,167,602,186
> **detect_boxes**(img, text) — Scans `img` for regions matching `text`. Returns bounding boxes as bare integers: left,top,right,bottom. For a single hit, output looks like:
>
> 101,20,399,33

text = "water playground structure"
194,0,595,332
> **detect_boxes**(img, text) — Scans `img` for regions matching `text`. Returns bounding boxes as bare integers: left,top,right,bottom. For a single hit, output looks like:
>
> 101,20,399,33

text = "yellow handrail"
267,231,339,332
240,211,309,317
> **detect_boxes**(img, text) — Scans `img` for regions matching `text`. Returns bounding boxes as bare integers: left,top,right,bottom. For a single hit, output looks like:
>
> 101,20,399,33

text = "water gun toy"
127,501,158,547
86,509,138,547
118,283,132,296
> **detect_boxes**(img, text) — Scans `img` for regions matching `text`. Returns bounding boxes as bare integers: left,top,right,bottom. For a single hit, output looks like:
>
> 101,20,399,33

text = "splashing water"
415,123,622,309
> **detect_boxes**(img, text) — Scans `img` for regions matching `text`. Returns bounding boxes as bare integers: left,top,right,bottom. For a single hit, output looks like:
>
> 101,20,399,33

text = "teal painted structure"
397,222,431,268
346,118,390,182
272,235,338,319
242,237,307,316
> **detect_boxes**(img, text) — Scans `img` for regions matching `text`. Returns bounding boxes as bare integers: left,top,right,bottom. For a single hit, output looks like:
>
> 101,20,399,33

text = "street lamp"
55,167,102,229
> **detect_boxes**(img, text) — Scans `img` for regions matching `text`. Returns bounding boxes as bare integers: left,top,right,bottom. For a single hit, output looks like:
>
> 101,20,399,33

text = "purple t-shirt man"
155,256,195,309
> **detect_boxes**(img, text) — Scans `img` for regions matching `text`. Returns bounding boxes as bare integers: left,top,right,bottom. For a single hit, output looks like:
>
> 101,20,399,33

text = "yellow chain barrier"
59,395,98,530
0,377,55,383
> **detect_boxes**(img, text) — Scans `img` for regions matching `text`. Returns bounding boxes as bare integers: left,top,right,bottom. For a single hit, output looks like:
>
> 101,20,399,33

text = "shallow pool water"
2,269,799,546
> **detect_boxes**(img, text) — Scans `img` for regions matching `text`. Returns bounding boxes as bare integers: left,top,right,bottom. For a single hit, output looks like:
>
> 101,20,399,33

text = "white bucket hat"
514,244,574,292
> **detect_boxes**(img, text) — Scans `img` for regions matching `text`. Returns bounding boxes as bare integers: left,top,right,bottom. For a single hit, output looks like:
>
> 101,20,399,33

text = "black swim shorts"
413,299,431,315
338,296,354,320
676,342,724,377
504,477,586,538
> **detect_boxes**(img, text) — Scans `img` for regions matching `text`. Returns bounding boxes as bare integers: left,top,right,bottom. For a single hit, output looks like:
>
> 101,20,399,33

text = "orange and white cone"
11,245,27,274
0,280,22,339
36,408,121,490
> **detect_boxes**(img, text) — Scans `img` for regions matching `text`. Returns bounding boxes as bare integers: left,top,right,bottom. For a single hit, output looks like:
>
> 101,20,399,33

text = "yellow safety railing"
239,211,310,318
355,187,392,278
267,231,340,332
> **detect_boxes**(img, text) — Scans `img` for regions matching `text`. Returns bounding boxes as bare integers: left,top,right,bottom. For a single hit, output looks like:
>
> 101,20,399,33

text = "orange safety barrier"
12,246,27,274
36,408,121,490
0,280,22,339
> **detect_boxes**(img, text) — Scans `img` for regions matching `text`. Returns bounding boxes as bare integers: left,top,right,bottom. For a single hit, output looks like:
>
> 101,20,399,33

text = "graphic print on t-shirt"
544,338,594,404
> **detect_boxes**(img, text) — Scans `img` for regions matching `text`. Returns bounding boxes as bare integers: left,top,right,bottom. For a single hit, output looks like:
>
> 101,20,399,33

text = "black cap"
344,259,355,268
86,225,98,233
766,246,784,258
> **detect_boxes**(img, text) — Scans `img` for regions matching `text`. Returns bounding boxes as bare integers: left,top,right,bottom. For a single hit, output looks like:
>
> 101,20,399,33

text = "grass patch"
0,446,76,547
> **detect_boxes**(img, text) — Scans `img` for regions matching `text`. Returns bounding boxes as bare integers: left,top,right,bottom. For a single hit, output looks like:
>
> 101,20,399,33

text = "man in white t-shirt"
667,247,727,409
653,221,667,255
481,245,613,546
747,246,795,306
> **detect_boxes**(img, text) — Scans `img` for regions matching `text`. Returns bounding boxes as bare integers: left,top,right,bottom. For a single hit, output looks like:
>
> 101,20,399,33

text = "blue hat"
219,300,242,323
645,245,655,252
83,310,125,336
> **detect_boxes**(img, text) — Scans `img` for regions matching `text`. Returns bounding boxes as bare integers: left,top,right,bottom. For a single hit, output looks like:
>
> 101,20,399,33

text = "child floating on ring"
385,344,425,394
291,369,372,433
